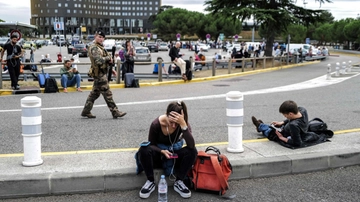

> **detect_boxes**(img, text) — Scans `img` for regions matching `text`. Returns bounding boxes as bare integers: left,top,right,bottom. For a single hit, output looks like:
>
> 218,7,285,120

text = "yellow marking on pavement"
0,128,358,158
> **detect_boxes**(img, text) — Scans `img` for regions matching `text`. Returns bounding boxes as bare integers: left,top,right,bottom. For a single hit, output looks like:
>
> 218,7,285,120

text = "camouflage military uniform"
81,42,126,118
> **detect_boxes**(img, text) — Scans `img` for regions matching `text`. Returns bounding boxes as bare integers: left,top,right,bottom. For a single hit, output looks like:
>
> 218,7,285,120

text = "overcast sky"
0,0,358,23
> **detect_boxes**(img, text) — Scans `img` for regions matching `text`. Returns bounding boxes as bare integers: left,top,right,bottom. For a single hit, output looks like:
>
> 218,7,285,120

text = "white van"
103,39,115,51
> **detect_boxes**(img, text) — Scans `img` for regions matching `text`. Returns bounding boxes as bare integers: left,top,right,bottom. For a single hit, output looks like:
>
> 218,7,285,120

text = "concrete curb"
1,132,359,199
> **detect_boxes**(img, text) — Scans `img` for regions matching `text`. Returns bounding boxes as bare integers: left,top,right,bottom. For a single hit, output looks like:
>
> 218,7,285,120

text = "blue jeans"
258,123,273,137
30,54,34,63
61,74,81,88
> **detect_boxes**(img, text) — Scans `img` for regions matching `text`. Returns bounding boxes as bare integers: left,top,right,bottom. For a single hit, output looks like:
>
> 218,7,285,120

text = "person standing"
29,43,35,62
169,42,187,81
81,30,126,119
60,59,82,93
0,35,23,90
122,40,136,80
108,43,116,82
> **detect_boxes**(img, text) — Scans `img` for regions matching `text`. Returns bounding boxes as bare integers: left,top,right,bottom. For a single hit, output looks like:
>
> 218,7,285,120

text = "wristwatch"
181,126,188,131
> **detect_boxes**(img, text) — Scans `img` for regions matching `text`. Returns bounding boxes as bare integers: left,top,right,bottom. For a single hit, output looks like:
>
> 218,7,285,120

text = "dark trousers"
7,59,21,88
138,146,197,182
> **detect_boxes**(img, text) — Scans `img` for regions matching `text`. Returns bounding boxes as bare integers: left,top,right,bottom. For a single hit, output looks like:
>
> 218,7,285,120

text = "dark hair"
279,100,299,114
10,35,18,39
70,58,74,61
166,101,188,124
125,40,130,51
64,59,70,64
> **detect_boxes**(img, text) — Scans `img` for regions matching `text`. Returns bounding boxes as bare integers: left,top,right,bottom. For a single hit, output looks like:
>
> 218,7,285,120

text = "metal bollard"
341,61,346,74
21,96,43,167
348,60,352,73
326,64,331,80
226,91,244,153
335,62,340,77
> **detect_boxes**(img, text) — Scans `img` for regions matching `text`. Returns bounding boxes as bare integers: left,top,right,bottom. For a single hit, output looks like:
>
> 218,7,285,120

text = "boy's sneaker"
139,180,155,199
174,180,191,198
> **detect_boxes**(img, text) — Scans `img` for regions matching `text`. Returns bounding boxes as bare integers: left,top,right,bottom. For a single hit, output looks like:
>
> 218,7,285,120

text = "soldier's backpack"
44,77,59,93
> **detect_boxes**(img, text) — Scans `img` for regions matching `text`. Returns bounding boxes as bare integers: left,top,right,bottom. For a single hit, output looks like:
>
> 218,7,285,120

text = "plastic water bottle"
158,175,168,202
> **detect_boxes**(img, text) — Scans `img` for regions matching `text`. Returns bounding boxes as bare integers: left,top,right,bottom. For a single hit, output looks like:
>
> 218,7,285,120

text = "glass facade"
30,0,161,37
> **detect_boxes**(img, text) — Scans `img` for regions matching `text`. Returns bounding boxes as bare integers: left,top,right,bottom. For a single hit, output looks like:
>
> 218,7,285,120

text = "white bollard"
335,62,340,77
326,64,331,80
348,60,352,72
226,91,244,153
21,96,43,167
341,62,346,74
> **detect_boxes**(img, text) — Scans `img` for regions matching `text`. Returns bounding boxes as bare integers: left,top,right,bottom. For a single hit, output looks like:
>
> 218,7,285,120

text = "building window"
74,10,77,14
65,3,68,7
67,9,70,13
155,1,158,5
149,1,152,5
55,9,58,13
149,7,152,11
155,7,158,11
41,10,43,13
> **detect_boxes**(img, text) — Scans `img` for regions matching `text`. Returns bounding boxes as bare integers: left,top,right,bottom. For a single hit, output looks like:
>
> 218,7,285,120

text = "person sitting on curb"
251,100,328,149
60,59,82,93
135,101,197,199
152,57,167,74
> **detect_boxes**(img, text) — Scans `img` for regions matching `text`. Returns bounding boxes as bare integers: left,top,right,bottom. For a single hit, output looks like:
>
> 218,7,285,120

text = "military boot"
81,112,96,118
112,110,127,119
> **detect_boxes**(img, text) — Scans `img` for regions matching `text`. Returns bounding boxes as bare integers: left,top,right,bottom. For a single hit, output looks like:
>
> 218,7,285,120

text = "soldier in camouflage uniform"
81,30,126,119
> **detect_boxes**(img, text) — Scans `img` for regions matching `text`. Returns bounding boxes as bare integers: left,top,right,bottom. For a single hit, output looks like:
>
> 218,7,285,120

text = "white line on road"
0,73,358,113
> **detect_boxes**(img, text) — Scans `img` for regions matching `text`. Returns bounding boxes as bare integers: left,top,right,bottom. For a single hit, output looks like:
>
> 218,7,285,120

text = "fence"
0,54,306,89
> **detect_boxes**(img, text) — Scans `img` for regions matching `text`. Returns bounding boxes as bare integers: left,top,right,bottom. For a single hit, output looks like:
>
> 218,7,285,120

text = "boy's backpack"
191,146,232,196
308,118,333,138
44,77,59,93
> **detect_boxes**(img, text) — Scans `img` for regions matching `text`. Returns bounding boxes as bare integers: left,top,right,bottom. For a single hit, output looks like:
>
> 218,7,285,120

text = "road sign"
54,22,64,31
219,33,224,40
206,34,211,39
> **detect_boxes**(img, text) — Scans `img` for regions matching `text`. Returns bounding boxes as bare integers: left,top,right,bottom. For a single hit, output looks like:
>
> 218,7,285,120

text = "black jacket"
169,46,180,61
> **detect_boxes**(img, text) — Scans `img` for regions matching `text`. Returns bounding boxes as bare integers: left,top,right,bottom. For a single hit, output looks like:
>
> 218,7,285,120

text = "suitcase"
38,62,50,88
124,73,134,88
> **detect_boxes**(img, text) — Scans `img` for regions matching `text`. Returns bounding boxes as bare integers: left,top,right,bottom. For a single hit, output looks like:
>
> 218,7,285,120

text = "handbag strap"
210,155,229,192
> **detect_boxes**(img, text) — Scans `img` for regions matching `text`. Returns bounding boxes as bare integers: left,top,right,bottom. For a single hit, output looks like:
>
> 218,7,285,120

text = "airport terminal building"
30,0,161,38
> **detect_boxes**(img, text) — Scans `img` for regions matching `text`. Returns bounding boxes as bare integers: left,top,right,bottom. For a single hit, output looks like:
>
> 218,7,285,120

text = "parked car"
57,38,66,46
134,47,151,63
23,41,36,49
158,43,168,51
0,37,9,48
147,42,159,52
72,44,88,57
35,40,46,48
45,40,53,46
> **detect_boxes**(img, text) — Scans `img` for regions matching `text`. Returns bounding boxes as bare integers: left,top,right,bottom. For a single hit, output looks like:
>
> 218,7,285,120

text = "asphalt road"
0,51,359,154
2,165,359,202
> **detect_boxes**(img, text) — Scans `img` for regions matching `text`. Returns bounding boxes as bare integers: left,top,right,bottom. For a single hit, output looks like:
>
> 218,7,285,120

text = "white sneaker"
2,70,8,74
174,180,191,198
139,180,155,199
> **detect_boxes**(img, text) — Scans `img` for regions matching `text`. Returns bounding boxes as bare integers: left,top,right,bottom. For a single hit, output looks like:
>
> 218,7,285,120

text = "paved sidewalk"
0,131,359,199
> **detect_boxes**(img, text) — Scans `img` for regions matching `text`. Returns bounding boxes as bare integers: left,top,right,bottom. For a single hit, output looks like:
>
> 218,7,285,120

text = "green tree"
343,19,360,43
282,24,307,43
332,18,355,47
313,23,333,44
204,0,332,56
152,8,203,40
196,13,242,42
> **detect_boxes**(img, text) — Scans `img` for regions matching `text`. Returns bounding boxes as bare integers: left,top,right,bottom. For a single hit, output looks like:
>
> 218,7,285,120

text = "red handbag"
192,146,232,195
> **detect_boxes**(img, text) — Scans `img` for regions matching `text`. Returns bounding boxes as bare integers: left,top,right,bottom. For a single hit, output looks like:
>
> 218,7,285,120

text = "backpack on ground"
191,146,232,196
124,73,135,88
37,62,50,88
44,77,59,93
308,118,333,138
131,78,140,88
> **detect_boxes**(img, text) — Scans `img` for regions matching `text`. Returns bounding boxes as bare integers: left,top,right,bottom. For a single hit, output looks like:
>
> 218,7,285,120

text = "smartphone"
169,153,178,159
140,141,150,147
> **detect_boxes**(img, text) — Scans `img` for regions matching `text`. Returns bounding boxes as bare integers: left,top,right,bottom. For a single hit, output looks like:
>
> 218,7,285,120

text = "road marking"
0,128,359,158
0,73,359,113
